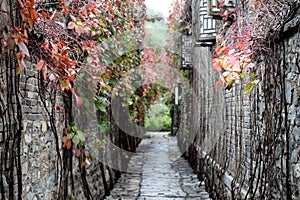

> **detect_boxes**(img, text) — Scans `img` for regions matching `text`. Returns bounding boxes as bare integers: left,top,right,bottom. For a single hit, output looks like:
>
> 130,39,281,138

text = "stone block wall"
20,65,62,199
179,6,300,200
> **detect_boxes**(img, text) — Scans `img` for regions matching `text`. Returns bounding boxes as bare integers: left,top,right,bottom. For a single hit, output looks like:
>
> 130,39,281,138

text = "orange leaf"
42,66,47,80
215,79,223,89
16,63,23,75
42,11,49,18
35,59,45,70
62,136,67,144
59,78,70,91
16,52,26,75
62,136,72,149
62,55,77,67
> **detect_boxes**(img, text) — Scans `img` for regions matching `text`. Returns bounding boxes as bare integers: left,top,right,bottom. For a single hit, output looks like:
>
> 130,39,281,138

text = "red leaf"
62,136,72,149
76,95,83,105
42,11,49,18
70,75,75,82
67,140,72,149
42,41,49,50
7,37,15,50
212,59,222,72
235,42,245,50
215,45,222,53
56,105,62,110
68,22,75,29
36,59,45,70
222,47,229,54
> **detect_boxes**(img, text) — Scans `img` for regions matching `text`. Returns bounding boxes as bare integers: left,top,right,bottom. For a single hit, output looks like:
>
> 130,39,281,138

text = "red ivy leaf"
76,95,83,106
212,59,222,72
56,105,62,110
68,22,75,29
67,139,72,149
7,37,15,50
42,41,49,50
42,11,49,18
62,136,72,149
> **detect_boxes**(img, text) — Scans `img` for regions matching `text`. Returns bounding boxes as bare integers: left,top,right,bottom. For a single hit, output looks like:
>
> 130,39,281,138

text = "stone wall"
0,1,140,199
179,2,300,199
20,65,61,199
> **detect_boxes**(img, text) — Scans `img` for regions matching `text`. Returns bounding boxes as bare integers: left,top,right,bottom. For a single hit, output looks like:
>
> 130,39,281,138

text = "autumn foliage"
4,0,145,102
213,0,299,94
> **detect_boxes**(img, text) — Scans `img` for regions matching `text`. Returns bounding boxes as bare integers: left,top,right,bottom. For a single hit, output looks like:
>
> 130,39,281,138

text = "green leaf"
244,82,256,96
71,125,78,133
72,135,79,145
109,77,118,85
99,123,107,134
250,72,256,79
77,130,85,142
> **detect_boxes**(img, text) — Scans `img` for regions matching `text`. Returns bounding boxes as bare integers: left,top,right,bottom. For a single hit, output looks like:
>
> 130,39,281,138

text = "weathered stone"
293,87,300,106
296,116,300,126
24,134,32,144
293,127,300,144
291,149,299,163
294,164,300,178
41,121,47,132
275,146,282,159
286,81,293,104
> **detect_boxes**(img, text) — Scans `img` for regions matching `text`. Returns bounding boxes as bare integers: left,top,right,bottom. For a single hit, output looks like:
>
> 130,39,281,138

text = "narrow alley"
105,132,209,200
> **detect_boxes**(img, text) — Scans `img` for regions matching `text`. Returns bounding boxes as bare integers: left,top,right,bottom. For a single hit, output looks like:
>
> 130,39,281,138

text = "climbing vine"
1,0,148,198
213,0,300,94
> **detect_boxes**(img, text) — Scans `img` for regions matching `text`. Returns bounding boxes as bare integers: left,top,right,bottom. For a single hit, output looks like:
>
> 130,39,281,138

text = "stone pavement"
105,132,210,200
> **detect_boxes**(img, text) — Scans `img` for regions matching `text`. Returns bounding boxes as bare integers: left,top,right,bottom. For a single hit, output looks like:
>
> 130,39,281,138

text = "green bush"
145,103,172,131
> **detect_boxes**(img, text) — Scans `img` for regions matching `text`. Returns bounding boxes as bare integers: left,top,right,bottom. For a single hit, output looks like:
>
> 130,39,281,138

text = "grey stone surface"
105,132,209,200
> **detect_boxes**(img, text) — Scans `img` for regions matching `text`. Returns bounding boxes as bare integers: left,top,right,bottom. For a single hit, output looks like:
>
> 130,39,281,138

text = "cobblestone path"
105,132,210,200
